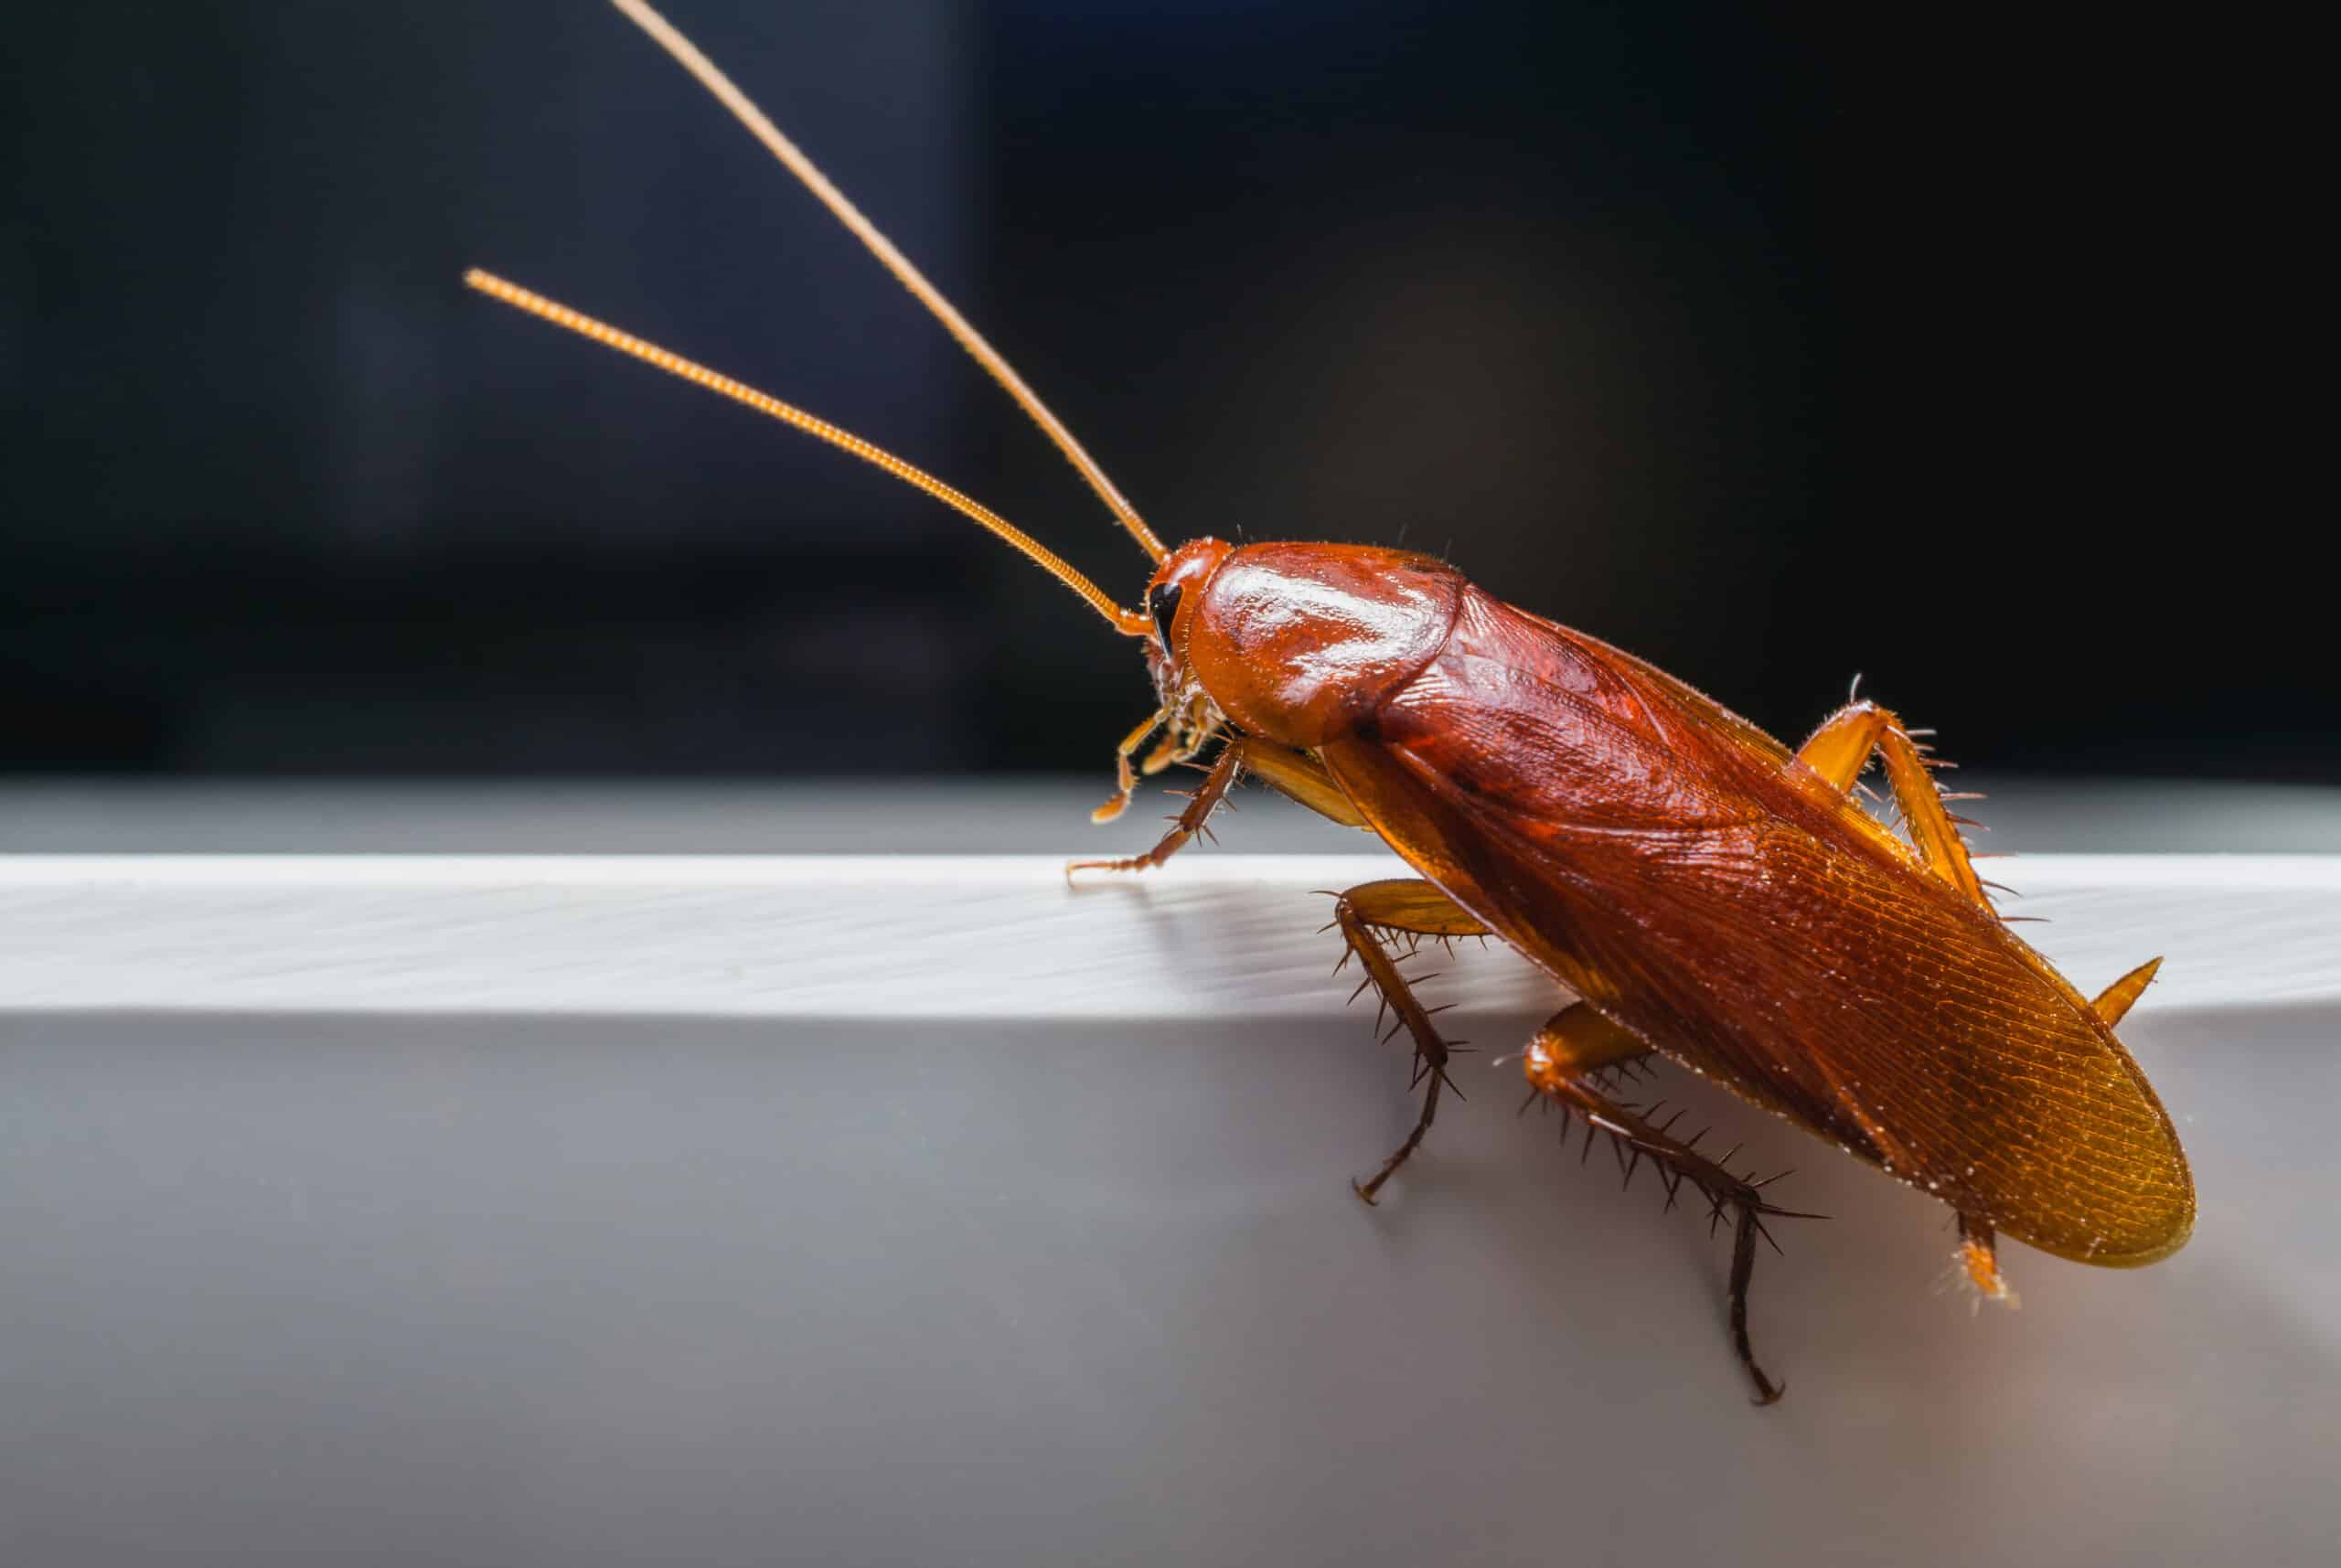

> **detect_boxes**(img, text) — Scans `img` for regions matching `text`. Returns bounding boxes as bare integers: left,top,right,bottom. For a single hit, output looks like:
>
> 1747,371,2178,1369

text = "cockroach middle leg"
1523,1005,1801,1404
1067,737,1245,877
1330,879,1491,1203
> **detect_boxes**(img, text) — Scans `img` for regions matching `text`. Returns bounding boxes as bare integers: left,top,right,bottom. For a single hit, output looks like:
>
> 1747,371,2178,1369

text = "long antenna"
607,0,1168,564
465,270,1152,637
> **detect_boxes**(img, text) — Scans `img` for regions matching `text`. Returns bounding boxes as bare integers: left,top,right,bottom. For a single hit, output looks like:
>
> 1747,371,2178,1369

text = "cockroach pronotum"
465,0,2193,1403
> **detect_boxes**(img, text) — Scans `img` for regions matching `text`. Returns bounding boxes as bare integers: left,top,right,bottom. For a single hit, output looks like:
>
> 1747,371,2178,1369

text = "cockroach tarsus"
467,0,2195,1405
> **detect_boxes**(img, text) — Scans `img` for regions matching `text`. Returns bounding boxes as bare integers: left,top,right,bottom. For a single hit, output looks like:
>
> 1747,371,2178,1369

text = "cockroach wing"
1318,585,2193,1266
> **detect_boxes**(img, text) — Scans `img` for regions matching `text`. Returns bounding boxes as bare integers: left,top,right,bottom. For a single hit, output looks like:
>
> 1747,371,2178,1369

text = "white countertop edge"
3,854,2336,1019
4,850,2339,887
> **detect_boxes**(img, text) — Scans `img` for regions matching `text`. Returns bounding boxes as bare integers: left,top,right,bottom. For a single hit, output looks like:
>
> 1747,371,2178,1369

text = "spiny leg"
1956,1214,2016,1307
1517,1002,1653,1105
1330,880,1493,1203
1523,1006,1801,1404
1792,699,1986,904
1068,737,1245,876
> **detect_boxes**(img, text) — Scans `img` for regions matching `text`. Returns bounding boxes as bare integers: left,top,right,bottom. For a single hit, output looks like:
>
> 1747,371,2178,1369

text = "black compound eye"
1148,581,1183,646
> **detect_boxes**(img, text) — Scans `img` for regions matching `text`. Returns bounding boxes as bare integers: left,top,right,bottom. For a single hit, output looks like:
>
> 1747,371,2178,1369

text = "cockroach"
465,0,2193,1403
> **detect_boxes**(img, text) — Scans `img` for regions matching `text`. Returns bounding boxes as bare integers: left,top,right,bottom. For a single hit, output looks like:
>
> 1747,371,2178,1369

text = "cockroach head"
1137,538,1235,762
1141,538,1235,673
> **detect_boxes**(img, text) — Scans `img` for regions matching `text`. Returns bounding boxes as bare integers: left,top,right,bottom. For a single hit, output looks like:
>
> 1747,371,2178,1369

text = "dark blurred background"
4,2,2315,784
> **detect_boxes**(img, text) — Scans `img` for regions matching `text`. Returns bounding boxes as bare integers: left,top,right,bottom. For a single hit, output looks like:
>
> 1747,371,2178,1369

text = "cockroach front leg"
1330,879,1495,1203
1067,738,1245,876
1089,709,1170,824
1523,1005,1798,1404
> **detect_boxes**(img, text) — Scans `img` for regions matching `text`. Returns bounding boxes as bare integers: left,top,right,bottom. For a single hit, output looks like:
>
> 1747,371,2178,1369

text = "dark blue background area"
3,3,2305,780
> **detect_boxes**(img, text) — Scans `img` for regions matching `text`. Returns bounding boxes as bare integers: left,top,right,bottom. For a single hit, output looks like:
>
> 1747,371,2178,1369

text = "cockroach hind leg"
1790,699,1992,909
1956,1214,2019,1311
1729,1205,1787,1404
1520,1006,1795,1403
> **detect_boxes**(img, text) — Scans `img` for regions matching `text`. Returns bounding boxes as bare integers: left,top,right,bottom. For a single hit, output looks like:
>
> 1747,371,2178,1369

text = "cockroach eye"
1148,582,1183,647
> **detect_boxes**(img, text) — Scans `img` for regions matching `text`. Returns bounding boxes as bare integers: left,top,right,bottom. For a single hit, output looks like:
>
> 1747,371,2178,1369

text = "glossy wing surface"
1321,587,2192,1264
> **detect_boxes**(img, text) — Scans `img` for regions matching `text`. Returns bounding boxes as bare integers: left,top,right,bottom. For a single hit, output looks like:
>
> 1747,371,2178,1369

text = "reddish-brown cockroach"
466,0,2193,1403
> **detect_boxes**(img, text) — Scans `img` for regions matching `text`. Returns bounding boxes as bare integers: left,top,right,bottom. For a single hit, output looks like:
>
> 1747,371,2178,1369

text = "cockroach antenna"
462,272,1149,635
603,0,1167,565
